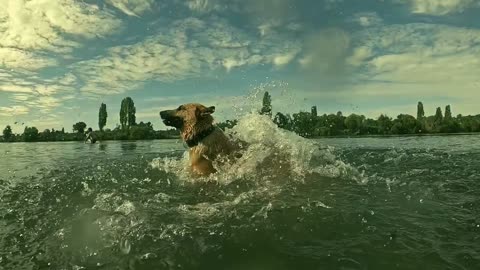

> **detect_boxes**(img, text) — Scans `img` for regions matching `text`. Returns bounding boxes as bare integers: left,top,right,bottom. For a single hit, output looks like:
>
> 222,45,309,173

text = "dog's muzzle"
160,110,183,128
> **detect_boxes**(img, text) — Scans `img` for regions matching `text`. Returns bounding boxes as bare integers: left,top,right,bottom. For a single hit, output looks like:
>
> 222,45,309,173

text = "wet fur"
160,103,244,177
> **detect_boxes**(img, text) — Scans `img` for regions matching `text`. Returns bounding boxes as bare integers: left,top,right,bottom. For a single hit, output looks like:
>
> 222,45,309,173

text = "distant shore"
2,132,479,144
312,132,480,139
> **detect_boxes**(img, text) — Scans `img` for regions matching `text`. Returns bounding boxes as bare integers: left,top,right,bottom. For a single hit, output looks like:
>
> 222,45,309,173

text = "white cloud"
273,51,299,67
183,0,228,13
0,105,29,116
0,0,122,52
12,94,30,102
75,17,301,95
357,23,480,84
346,46,373,67
0,72,77,96
0,48,57,71
299,28,351,75
343,23,480,110
106,0,155,17
0,84,33,93
405,0,478,15
352,12,383,27
0,70,78,117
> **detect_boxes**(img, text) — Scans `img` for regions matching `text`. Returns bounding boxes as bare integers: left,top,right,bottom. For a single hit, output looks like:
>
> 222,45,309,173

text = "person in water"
85,128,97,144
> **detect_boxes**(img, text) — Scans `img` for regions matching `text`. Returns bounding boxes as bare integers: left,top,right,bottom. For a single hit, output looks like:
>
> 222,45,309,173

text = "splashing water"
151,88,366,186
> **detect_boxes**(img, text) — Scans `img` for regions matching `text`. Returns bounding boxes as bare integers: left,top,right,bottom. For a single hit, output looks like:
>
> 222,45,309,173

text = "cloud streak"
0,0,122,53
75,17,301,96
404,0,479,15
106,0,155,16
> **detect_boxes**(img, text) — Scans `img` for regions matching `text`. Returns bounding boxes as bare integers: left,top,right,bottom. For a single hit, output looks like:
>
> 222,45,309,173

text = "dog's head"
160,103,216,131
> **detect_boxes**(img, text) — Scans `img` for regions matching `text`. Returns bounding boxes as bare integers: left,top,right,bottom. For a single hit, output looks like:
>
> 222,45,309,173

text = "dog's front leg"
189,152,216,177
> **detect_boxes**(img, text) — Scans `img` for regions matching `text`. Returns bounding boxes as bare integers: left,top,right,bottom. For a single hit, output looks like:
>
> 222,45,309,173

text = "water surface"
1,128,479,270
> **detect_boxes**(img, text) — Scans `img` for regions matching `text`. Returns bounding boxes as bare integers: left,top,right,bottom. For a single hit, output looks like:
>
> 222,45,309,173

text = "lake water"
1,115,479,270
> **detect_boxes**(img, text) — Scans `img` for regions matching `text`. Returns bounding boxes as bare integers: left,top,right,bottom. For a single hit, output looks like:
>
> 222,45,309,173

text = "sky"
1,0,480,133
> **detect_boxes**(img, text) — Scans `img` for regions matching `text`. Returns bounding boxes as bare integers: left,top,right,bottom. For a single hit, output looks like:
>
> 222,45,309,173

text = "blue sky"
1,0,480,133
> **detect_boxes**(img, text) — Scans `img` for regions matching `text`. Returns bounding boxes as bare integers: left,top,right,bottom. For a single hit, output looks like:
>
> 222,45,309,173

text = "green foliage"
3,125,13,142
457,115,480,132
435,107,443,122
23,126,39,142
128,122,155,140
292,111,316,137
259,91,272,117
445,105,452,121
73,122,87,133
216,120,238,131
377,114,393,135
273,112,292,130
99,103,108,131
390,114,422,134
261,101,477,138
3,98,480,143
417,102,425,120
120,97,136,129
344,114,365,135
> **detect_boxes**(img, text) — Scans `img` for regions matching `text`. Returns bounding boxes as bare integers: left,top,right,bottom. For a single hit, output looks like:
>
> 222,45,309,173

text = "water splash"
150,90,366,185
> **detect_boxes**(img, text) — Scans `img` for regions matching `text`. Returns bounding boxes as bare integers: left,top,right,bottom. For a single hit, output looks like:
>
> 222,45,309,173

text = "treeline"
3,92,479,143
1,97,179,143
217,92,480,137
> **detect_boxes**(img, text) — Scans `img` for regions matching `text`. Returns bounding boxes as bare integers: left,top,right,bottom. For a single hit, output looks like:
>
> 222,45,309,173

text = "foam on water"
150,110,367,186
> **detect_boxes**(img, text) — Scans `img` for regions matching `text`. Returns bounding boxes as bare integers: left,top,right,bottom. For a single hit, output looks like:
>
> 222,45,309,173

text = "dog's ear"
200,106,215,117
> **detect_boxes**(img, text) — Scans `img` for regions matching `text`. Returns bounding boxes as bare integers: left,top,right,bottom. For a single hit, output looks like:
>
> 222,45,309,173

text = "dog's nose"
160,110,169,119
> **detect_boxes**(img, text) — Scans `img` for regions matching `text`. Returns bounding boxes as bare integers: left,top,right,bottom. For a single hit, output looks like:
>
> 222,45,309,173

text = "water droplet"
120,239,131,254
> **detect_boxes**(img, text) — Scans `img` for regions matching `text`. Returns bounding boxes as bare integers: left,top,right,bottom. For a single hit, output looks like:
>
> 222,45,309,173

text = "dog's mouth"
160,110,183,129
163,118,183,128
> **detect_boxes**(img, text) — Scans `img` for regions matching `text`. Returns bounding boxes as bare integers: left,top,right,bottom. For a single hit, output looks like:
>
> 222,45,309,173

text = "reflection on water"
121,142,138,152
0,140,183,181
99,143,108,151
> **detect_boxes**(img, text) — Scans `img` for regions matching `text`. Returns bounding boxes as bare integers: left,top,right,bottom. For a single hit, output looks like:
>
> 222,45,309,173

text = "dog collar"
185,126,216,148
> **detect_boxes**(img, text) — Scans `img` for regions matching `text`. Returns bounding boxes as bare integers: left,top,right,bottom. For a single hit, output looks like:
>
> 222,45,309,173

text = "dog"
160,103,244,177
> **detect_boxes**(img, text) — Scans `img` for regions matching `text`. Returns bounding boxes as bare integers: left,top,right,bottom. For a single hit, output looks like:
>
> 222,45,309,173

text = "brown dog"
160,103,242,176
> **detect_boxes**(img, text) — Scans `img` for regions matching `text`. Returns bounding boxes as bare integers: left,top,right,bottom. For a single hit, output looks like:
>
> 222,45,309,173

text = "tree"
435,107,443,122
73,122,87,133
292,112,316,137
41,129,52,142
377,114,393,135
129,121,155,140
445,105,452,121
417,102,425,120
433,107,444,132
216,120,238,131
98,103,108,131
274,112,292,130
23,126,39,142
391,114,421,134
259,91,272,117
3,125,13,142
120,97,136,129
311,106,318,117
344,114,365,135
